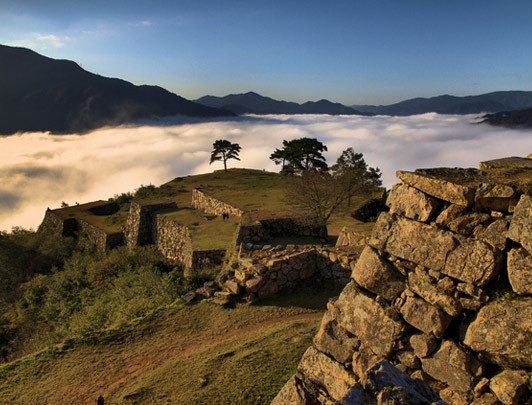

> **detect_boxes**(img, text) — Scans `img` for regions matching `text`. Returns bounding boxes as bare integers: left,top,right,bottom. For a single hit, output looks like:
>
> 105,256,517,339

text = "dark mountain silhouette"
351,91,532,116
481,108,532,128
196,92,369,115
0,44,233,135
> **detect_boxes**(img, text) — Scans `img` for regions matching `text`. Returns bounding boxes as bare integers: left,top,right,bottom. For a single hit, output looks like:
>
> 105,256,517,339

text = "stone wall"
191,189,245,217
236,217,321,244
77,219,124,252
153,215,194,267
273,169,532,404
38,209,78,236
154,215,226,269
191,249,226,269
200,243,365,306
125,201,177,248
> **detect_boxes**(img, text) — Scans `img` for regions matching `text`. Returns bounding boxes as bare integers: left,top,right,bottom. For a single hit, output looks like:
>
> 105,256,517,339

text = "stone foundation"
273,168,532,404
236,217,321,244
125,201,178,247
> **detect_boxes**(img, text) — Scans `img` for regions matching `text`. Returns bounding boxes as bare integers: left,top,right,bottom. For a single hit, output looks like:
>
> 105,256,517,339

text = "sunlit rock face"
273,163,532,404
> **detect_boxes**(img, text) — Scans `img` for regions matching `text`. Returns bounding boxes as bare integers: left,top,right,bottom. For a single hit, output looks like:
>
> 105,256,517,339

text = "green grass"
0,281,342,405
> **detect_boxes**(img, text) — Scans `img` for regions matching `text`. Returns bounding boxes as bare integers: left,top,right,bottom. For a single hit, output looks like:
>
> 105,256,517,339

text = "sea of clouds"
1,113,531,231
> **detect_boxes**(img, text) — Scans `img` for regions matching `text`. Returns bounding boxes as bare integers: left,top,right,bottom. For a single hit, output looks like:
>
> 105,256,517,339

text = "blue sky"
2,0,532,105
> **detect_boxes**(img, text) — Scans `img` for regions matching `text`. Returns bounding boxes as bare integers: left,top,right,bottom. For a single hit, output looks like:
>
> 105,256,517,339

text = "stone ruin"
273,168,532,404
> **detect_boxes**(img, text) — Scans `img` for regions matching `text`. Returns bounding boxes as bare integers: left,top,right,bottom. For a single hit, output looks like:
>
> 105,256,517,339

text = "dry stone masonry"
191,188,245,217
273,168,532,405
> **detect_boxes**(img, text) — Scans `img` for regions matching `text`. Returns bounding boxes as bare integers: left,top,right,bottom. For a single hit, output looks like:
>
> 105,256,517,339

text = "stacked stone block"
274,169,532,404
191,189,245,217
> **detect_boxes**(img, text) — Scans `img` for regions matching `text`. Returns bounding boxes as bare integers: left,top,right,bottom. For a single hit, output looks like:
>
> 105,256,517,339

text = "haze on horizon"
1,113,532,232
2,0,532,105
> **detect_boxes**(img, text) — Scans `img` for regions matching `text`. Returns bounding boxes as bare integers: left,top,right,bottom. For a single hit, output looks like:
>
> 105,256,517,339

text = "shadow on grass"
253,280,343,311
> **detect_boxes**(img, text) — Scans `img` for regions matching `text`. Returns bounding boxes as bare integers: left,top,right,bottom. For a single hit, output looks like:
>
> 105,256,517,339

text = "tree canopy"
285,147,382,236
209,139,241,171
270,137,327,173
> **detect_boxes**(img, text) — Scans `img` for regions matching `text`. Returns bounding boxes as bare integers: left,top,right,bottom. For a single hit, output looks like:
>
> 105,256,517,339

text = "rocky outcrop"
274,165,532,404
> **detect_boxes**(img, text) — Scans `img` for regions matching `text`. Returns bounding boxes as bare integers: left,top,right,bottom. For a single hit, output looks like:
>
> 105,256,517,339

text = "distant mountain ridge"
481,108,532,128
0,44,233,135
196,92,369,116
351,91,532,116
197,90,532,117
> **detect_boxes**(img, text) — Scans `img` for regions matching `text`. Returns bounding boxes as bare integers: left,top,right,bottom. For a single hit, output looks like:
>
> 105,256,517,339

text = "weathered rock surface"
297,346,357,401
448,212,491,236
407,268,462,316
314,311,359,363
421,340,481,392
464,298,532,367
409,333,438,358
370,212,455,272
507,248,532,295
443,236,503,286
362,361,441,405
397,170,475,207
475,183,519,212
508,194,532,254
334,282,407,357
435,204,467,227
399,296,452,338
371,213,502,286
270,375,313,405
489,369,529,405
351,246,405,303
473,218,508,250
387,183,440,222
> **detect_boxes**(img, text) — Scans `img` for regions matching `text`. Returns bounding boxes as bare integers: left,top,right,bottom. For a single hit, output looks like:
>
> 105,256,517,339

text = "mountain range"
196,91,532,118
351,91,532,116
0,44,232,135
2,43,532,135
196,92,368,116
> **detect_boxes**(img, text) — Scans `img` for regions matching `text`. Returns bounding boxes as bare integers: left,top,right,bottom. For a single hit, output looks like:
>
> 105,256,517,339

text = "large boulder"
333,282,407,357
489,369,529,405
370,212,455,272
362,361,442,405
370,213,503,286
399,296,452,338
407,267,462,316
508,194,532,254
396,170,475,207
351,246,405,303
475,183,519,213
387,183,440,222
313,311,360,364
507,248,532,295
464,298,532,367
421,340,482,392
296,345,357,402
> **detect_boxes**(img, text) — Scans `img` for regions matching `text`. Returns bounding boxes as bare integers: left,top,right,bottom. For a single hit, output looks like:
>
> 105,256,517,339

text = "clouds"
1,113,531,231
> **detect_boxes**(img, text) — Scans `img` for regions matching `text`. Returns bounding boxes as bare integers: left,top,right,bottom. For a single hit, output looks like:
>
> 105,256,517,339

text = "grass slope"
0,282,341,404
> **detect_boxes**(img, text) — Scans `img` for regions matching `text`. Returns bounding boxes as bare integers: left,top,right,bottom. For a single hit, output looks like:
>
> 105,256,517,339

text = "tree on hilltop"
209,139,241,172
330,147,382,206
270,137,328,173
285,147,382,237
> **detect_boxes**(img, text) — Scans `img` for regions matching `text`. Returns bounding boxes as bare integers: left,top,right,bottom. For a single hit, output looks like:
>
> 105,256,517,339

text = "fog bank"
1,113,531,231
